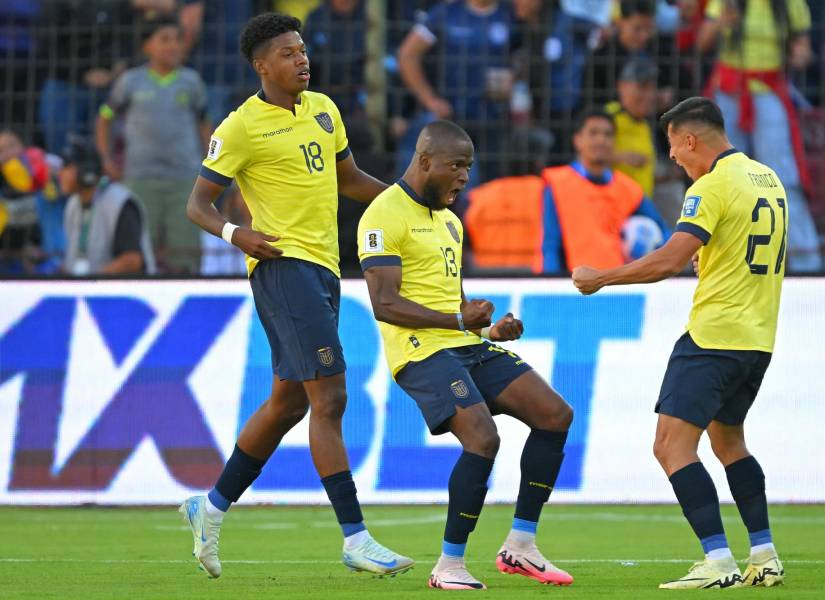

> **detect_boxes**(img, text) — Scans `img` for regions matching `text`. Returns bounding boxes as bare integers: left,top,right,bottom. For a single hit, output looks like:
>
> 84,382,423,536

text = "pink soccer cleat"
496,544,573,586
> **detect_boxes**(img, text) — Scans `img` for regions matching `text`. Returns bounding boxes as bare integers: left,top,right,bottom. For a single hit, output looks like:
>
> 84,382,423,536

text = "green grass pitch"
1,504,823,599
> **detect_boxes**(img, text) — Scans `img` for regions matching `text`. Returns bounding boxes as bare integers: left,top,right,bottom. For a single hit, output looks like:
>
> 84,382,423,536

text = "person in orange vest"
540,108,670,272
465,109,669,273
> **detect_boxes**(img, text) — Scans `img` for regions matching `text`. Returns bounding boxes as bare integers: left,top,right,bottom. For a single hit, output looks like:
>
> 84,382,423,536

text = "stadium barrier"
0,278,822,505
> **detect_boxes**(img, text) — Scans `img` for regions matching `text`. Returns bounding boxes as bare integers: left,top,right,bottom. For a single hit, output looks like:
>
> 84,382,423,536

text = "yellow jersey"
200,90,349,276
358,180,479,376
606,101,655,197
706,0,810,93
676,149,786,352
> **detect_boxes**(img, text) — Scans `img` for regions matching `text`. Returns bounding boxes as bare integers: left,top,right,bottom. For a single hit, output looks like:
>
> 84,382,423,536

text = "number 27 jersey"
358,180,477,376
675,149,786,352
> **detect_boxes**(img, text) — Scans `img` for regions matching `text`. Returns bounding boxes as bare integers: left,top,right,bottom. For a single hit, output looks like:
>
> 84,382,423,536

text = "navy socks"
209,444,266,511
669,462,729,554
443,451,495,556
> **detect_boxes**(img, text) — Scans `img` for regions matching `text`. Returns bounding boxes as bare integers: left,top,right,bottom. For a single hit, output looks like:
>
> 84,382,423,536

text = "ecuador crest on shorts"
317,346,335,367
450,379,469,399
314,112,334,134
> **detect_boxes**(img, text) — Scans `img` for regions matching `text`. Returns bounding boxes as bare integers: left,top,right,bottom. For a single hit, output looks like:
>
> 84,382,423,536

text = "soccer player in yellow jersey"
180,13,412,578
573,97,787,589
359,121,574,591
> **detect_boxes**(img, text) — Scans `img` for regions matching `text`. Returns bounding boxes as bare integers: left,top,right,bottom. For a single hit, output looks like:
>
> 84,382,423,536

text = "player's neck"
259,83,301,113
577,158,609,178
698,142,735,177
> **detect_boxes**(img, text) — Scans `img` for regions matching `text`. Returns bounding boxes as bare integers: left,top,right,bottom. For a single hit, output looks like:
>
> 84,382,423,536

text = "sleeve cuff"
360,255,401,271
675,222,711,245
336,146,352,162
199,164,232,187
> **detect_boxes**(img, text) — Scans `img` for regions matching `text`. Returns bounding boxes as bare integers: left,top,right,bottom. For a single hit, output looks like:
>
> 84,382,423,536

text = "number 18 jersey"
200,90,350,276
675,149,787,352
358,180,478,376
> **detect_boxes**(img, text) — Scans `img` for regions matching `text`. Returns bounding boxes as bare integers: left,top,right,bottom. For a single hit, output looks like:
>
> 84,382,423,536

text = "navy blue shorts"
250,258,345,381
395,341,533,435
655,332,772,429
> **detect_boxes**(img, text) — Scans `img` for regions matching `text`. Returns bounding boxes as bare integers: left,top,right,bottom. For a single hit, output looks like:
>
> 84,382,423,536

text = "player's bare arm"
572,231,703,295
363,264,492,330
336,153,388,203
460,289,524,342
186,175,282,260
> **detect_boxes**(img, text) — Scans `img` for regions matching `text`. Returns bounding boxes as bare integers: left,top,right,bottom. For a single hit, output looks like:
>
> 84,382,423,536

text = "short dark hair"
620,0,656,18
659,96,725,134
573,108,615,135
140,15,180,43
239,12,302,64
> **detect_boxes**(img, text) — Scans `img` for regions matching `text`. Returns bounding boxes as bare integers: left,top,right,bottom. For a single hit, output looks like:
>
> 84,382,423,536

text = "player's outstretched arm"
186,176,282,260
363,265,492,330
572,232,703,295
336,154,388,203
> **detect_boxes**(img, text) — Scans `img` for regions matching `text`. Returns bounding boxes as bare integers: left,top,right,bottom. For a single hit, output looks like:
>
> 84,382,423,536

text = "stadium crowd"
1,0,824,276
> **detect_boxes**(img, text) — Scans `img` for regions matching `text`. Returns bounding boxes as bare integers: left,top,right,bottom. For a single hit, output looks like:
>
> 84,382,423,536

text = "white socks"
205,497,226,521
751,542,776,557
706,547,733,561
435,553,466,570
343,529,371,550
506,528,536,548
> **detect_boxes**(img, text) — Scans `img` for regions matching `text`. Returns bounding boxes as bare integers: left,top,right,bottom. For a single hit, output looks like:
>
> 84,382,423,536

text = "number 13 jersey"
675,149,787,352
358,179,478,376
200,90,350,276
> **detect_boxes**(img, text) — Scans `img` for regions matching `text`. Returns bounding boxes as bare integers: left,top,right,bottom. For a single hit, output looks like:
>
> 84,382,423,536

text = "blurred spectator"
0,1,41,138
397,0,515,183
587,0,658,106
96,16,209,274
544,0,613,158
466,110,670,274
606,58,658,196
700,0,822,272
36,0,136,153
60,136,154,276
0,129,51,272
179,0,258,124
464,130,551,273
540,109,669,272
200,183,249,275
303,0,366,117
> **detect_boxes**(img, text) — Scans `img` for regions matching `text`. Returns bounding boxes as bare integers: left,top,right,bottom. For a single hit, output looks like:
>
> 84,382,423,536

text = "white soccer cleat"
496,543,573,585
428,562,486,590
342,536,414,576
658,555,743,589
741,549,784,587
179,495,222,578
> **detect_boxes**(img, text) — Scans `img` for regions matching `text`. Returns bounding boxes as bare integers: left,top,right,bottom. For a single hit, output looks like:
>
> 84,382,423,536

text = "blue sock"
669,462,729,554
515,429,567,523
725,456,772,547
442,540,466,558
512,517,538,534
207,488,230,512
444,452,494,546
321,470,366,537
210,444,266,511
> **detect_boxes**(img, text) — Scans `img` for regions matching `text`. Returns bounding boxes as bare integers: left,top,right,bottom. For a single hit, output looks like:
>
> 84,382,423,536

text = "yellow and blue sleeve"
200,112,250,187
358,203,403,270
675,184,723,245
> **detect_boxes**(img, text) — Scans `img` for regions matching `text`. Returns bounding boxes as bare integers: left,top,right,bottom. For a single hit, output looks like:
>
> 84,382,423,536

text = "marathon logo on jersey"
445,221,460,244
206,136,223,160
682,195,702,218
314,112,335,134
317,346,335,367
409,335,421,348
364,229,384,253
450,379,469,399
